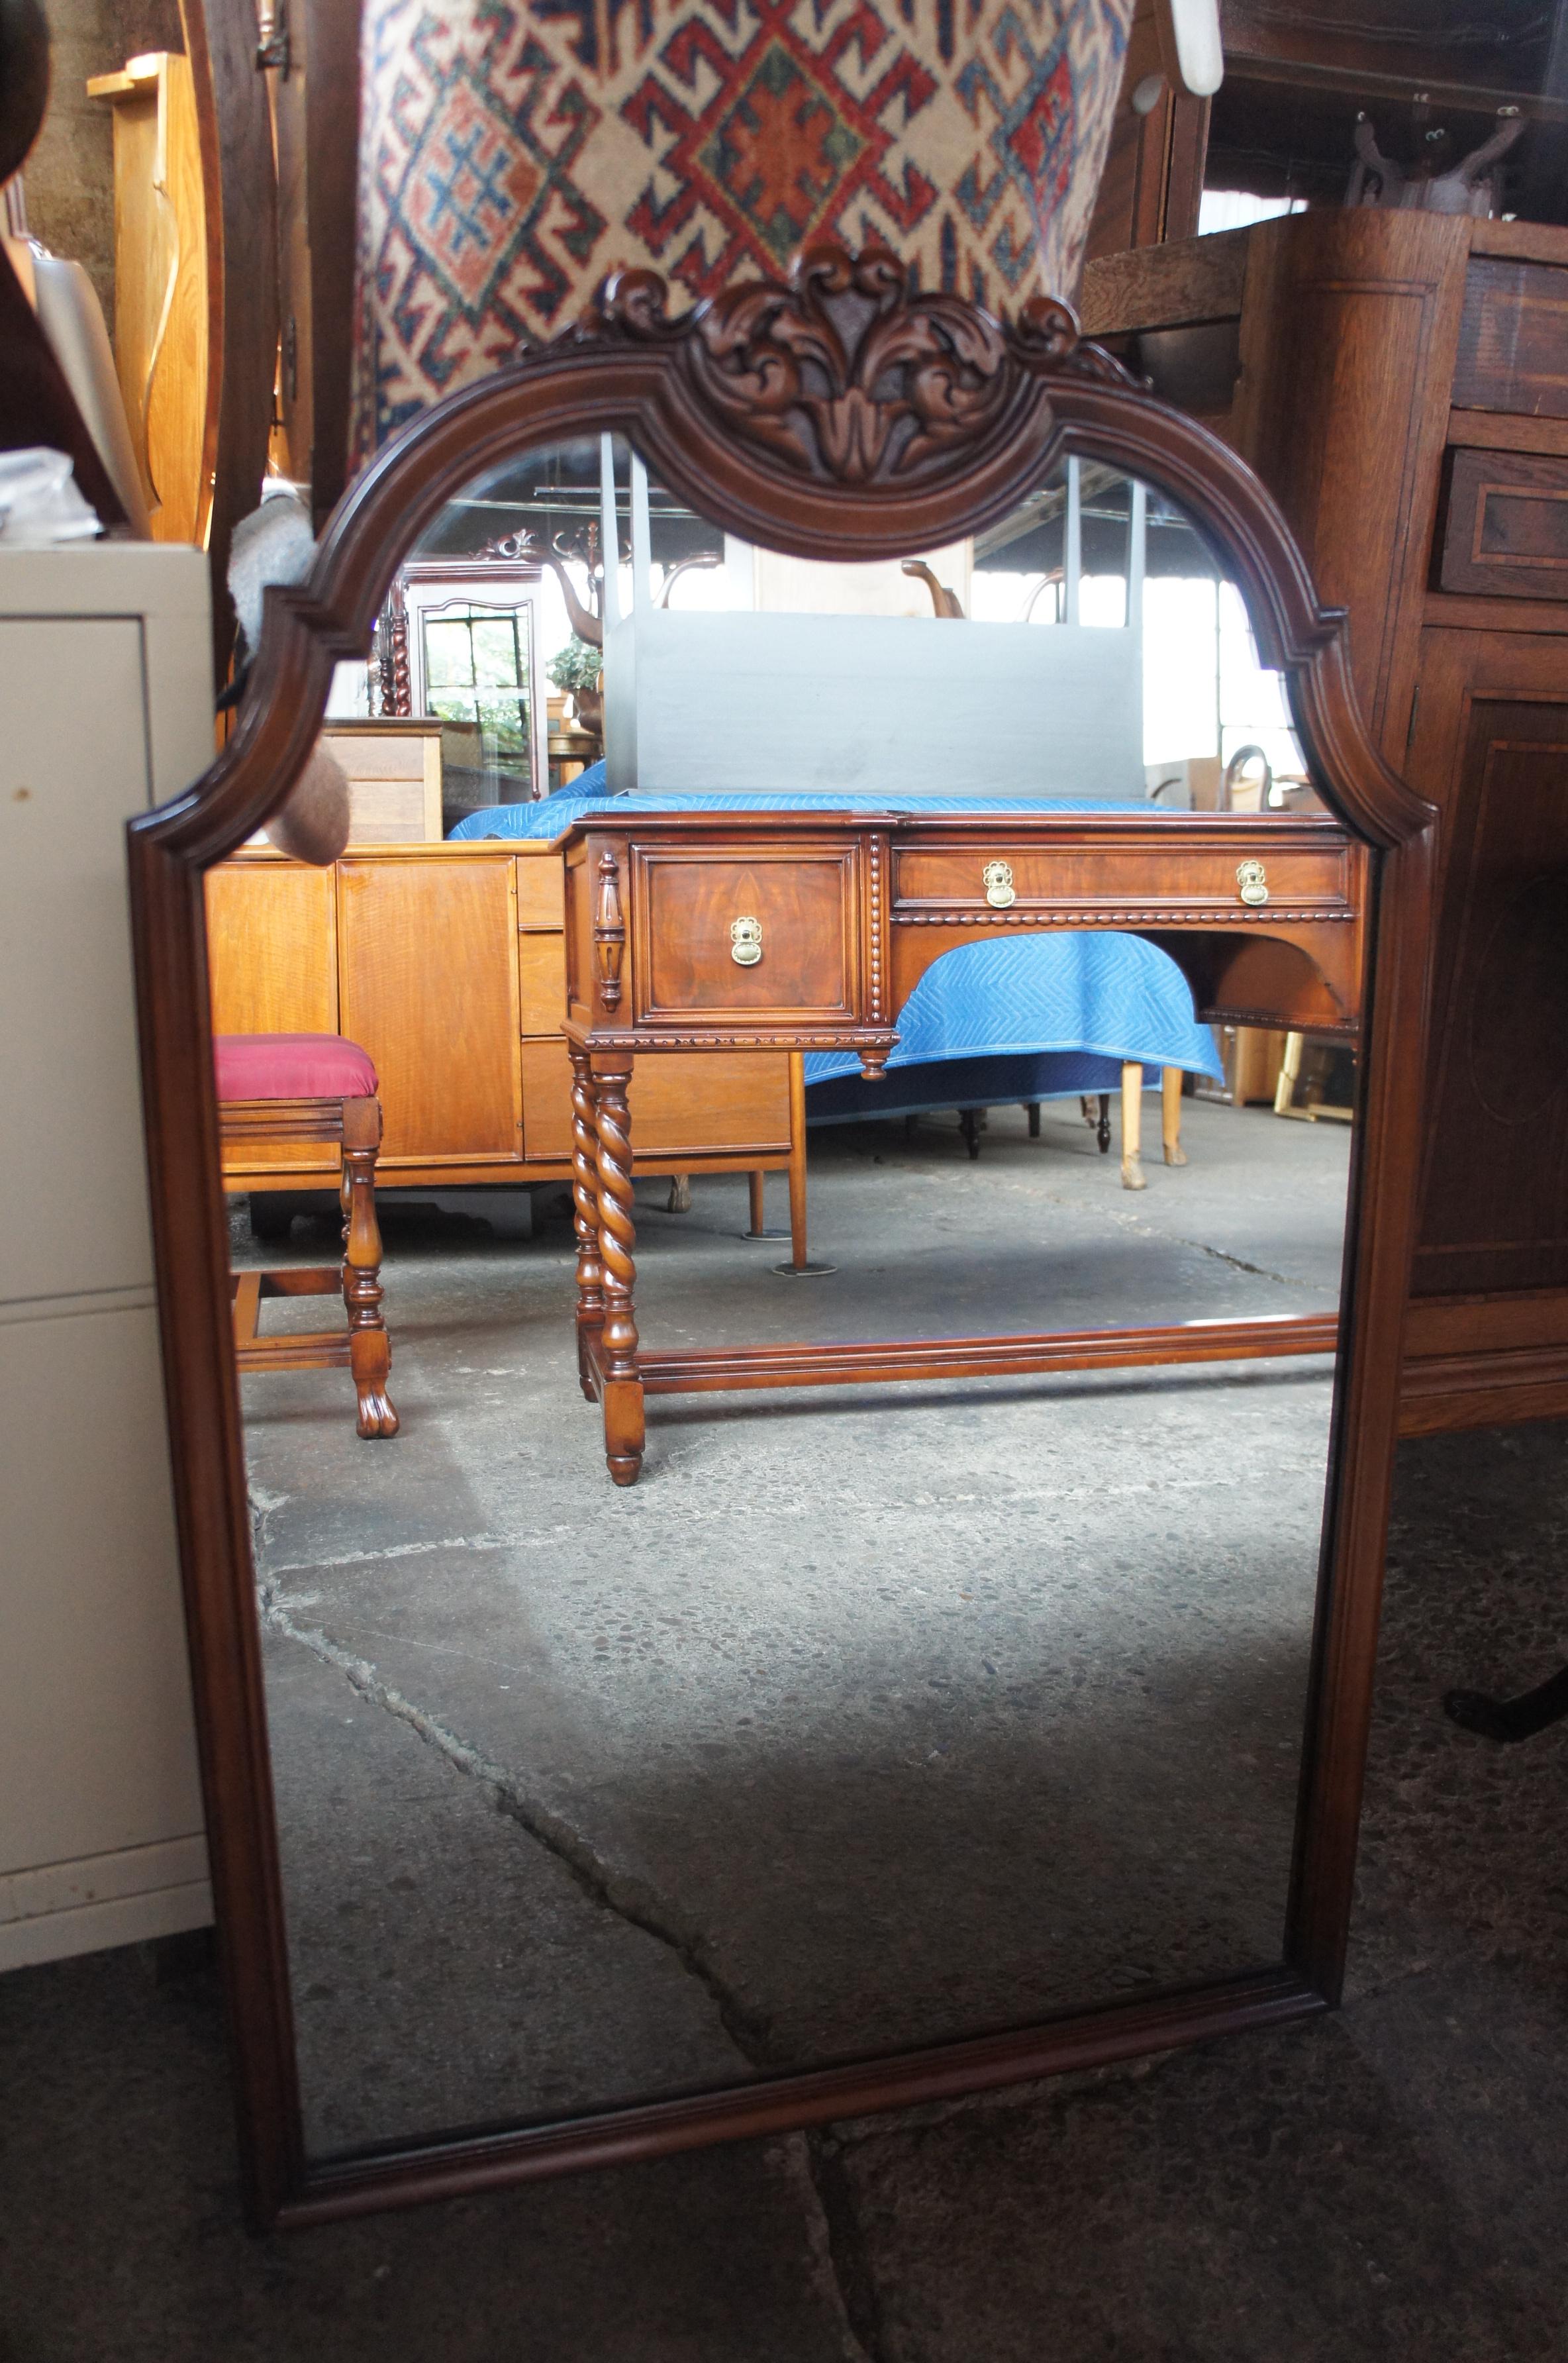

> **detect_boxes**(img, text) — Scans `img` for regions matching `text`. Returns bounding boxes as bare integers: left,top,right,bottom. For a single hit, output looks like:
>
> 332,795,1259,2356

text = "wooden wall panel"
1230,210,1469,752
337,855,521,1164
1410,632,1568,1300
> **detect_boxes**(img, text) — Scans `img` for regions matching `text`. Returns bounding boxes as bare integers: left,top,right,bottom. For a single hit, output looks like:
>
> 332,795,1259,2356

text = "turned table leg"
594,1057,645,1485
1161,1066,1188,1167
568,1046,605,1402
340,1095,398,1438
1120,1062,1146,1190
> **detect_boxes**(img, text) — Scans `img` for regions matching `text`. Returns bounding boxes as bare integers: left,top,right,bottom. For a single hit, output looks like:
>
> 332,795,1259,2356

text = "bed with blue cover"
450,783,1223,1121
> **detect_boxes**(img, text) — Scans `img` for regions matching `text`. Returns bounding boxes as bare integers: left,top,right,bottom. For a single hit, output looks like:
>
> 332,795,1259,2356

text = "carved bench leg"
340,1095,398,1438
1162,1066,1188,1167
569,1046,605,1403
1120,1062,1146,1190
595,1056,645,1486
667,1173,693,1214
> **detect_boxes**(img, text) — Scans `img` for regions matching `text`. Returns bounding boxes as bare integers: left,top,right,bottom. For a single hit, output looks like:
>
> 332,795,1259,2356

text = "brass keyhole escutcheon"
1236,859,1269,907
983,859,1016,909
730,915,763,966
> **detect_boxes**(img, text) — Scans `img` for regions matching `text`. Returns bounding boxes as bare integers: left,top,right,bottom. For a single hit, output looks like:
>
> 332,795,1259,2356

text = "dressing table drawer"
631,841,865,1024
893,840,1353,918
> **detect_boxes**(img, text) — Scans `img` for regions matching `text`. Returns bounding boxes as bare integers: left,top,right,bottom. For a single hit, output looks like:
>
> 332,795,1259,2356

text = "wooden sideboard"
560,805,1364,1484
206,840,805,1243
1082,209,1568,1436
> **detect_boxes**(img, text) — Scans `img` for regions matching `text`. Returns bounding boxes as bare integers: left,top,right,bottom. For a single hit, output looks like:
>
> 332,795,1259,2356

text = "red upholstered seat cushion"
213,1032,378,1102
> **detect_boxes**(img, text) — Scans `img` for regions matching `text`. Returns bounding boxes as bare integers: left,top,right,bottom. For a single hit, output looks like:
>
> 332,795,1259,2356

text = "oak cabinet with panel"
1081,210,1568,1434
207,841,797,1198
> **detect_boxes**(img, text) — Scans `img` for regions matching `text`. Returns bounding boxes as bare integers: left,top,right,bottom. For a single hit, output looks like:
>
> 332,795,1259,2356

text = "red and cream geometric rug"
353,0,1134,455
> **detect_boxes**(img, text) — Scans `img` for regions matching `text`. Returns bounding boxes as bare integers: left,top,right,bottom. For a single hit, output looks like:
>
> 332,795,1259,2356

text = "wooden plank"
1446,409,1568,456
1424,590,1568,636
1078,229,1248,338
623,1311,1338,1396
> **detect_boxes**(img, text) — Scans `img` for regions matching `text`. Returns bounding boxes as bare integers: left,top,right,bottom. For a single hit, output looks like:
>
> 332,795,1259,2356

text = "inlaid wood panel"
338,854,521,1164
1438,449,1568,601
205,862,336,1036
1453,260,1568,421
1410,636,1568,1298
637,846,859,1020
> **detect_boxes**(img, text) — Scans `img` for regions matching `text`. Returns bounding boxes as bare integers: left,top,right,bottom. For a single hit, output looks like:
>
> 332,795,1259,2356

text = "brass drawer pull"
1236,859,1269,907
730,915,763,966
983,860,1015,908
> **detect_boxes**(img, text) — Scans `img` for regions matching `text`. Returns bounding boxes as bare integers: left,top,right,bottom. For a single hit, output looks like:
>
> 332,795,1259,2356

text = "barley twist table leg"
594,1058,644,1485
569,1045,605,1403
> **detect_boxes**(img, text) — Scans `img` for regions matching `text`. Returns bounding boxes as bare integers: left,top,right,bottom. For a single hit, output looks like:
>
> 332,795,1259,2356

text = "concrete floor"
3,1101,1566,2360
244,1098,1347,2153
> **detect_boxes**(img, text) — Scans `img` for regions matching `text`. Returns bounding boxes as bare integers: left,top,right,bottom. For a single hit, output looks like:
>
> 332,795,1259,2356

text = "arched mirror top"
146,246,1431,868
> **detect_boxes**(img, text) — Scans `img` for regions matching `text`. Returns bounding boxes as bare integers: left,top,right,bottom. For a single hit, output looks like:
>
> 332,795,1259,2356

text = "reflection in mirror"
205,430,1358,2163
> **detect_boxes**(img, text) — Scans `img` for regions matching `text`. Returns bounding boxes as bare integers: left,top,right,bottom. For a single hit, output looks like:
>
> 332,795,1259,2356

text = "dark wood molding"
127,244,1439,2229
179,0,279,684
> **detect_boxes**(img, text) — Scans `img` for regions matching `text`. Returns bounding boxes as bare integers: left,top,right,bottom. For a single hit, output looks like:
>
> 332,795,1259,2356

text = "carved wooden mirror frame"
128,248,1437,2231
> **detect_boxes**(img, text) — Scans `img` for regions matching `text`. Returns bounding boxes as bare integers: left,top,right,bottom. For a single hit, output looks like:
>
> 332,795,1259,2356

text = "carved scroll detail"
593,851,626,1009
589,245,1134,489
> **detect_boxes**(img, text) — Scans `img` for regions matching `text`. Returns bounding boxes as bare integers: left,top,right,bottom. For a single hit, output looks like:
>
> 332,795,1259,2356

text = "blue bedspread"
449,788,1158,836
450,791,1220,1111
803,934,1220,1122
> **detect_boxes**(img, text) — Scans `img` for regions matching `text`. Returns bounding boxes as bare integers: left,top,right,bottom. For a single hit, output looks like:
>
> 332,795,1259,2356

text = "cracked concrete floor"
4,1110,1568,2360
240,1098,1349,2156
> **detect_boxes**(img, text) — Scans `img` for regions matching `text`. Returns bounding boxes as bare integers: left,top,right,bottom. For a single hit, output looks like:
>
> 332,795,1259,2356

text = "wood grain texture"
126,248,1438,2227
1438,448,1568,600
337,854,521,1164
639,846,859,1021
1408,637,1568,1300
1454,258,1568,421
1230,209,1469,754
177,0,278,683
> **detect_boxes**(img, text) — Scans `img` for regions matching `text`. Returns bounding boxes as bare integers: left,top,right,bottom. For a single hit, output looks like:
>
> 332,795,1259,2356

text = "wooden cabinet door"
337,853,522,1168
205,859,337,1035
1409,628,1568,1298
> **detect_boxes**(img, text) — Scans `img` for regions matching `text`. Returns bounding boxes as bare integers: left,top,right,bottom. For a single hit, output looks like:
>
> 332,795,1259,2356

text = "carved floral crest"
586,244,1132,489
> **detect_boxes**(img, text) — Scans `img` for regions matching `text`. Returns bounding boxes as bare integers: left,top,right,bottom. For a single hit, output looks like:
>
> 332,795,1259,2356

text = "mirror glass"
208,432,1358,2159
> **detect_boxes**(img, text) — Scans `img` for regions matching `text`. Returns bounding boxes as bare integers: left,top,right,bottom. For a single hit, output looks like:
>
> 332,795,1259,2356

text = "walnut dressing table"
564,807,1365,1483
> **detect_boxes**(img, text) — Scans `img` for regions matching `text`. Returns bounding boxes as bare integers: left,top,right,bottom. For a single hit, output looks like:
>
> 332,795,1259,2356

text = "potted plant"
546,637,604,739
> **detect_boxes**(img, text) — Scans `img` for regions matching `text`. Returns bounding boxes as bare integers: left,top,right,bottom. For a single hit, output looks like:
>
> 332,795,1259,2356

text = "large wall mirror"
129,250,1436,2230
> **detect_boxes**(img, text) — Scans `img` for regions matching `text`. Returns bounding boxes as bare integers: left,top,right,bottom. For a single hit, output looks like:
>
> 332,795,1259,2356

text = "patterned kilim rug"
353,0,1134,456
